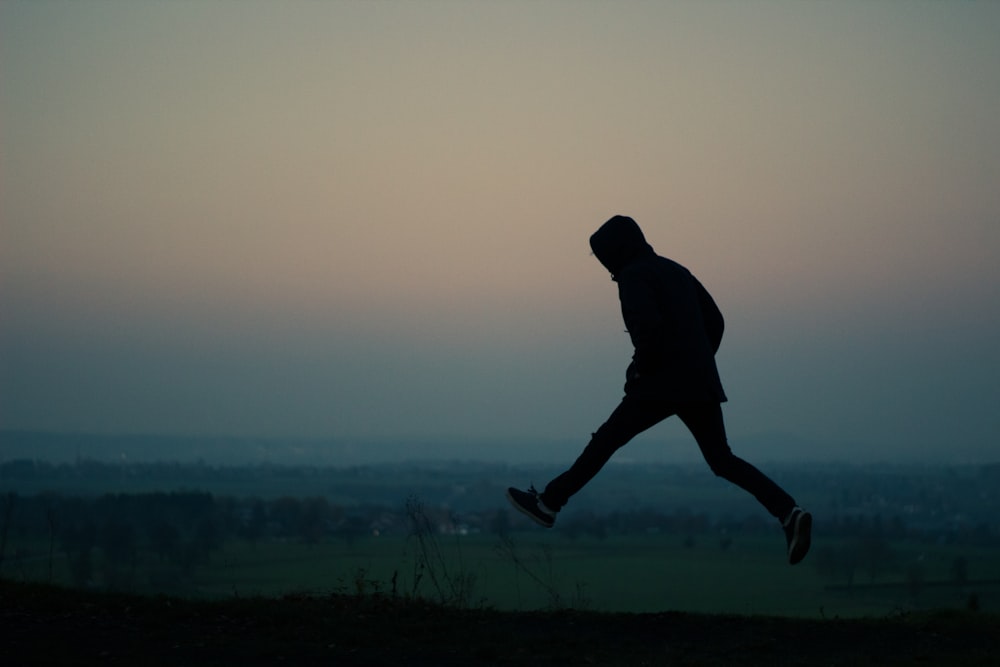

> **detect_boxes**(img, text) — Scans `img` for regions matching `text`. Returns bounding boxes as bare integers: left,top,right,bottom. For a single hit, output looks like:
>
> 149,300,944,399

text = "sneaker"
784,507,812,565
506,486,557,528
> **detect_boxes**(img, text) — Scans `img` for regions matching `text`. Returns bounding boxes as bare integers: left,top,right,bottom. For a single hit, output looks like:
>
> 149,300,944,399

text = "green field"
7,531,999,618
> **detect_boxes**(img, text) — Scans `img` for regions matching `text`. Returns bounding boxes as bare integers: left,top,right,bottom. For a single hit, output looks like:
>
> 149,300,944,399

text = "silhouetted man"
507,215,812,565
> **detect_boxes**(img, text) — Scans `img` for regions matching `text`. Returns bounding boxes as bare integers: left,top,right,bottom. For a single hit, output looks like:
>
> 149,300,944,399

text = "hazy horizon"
2,2,999,465
0,428,993,470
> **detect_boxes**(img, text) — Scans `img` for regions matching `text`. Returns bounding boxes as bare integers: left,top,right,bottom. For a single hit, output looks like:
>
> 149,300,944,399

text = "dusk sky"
2,1,998,464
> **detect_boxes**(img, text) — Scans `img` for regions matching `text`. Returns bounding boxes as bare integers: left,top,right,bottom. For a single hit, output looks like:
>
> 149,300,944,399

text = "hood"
589,215,654,277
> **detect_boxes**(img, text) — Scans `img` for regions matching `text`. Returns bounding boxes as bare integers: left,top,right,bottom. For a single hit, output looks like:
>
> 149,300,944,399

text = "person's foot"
783,507,812,565
506,486,557,528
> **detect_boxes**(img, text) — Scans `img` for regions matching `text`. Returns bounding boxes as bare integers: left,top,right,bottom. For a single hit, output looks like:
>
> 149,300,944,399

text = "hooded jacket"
589,215,727,404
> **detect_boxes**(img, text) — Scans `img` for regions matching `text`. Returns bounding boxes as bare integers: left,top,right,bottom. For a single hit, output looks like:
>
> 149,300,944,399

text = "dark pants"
541,398,796,521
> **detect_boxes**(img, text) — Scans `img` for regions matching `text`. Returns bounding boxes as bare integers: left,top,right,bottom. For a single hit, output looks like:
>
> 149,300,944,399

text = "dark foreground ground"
2,580,998,667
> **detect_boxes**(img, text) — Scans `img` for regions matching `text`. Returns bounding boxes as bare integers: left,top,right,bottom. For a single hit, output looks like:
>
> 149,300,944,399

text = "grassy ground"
10,532,1000,617
2,578,999,667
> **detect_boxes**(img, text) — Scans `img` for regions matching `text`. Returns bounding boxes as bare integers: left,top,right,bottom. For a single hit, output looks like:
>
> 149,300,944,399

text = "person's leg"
677,403,796,521
541,396,673,511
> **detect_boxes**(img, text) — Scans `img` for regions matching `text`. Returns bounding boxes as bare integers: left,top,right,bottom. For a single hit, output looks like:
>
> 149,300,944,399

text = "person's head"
589,215,653,278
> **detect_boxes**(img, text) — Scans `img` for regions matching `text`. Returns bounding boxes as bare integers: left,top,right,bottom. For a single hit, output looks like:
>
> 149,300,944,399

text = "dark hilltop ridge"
2,580,998,667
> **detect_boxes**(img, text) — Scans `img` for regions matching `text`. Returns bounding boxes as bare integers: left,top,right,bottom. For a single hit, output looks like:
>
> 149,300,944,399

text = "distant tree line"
2,483,998,597
0,491,389,592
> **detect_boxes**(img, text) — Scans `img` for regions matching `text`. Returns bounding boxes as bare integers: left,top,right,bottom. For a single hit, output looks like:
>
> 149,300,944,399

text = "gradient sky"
2,1,998,464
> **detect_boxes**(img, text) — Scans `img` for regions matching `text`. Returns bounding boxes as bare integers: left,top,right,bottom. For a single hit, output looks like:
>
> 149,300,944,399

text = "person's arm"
618,271,667,376
694,277,724,354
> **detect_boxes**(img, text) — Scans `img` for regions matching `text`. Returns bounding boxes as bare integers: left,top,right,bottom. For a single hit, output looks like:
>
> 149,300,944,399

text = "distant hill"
0,429,674,467
0,429,865,467
0,429,556,467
